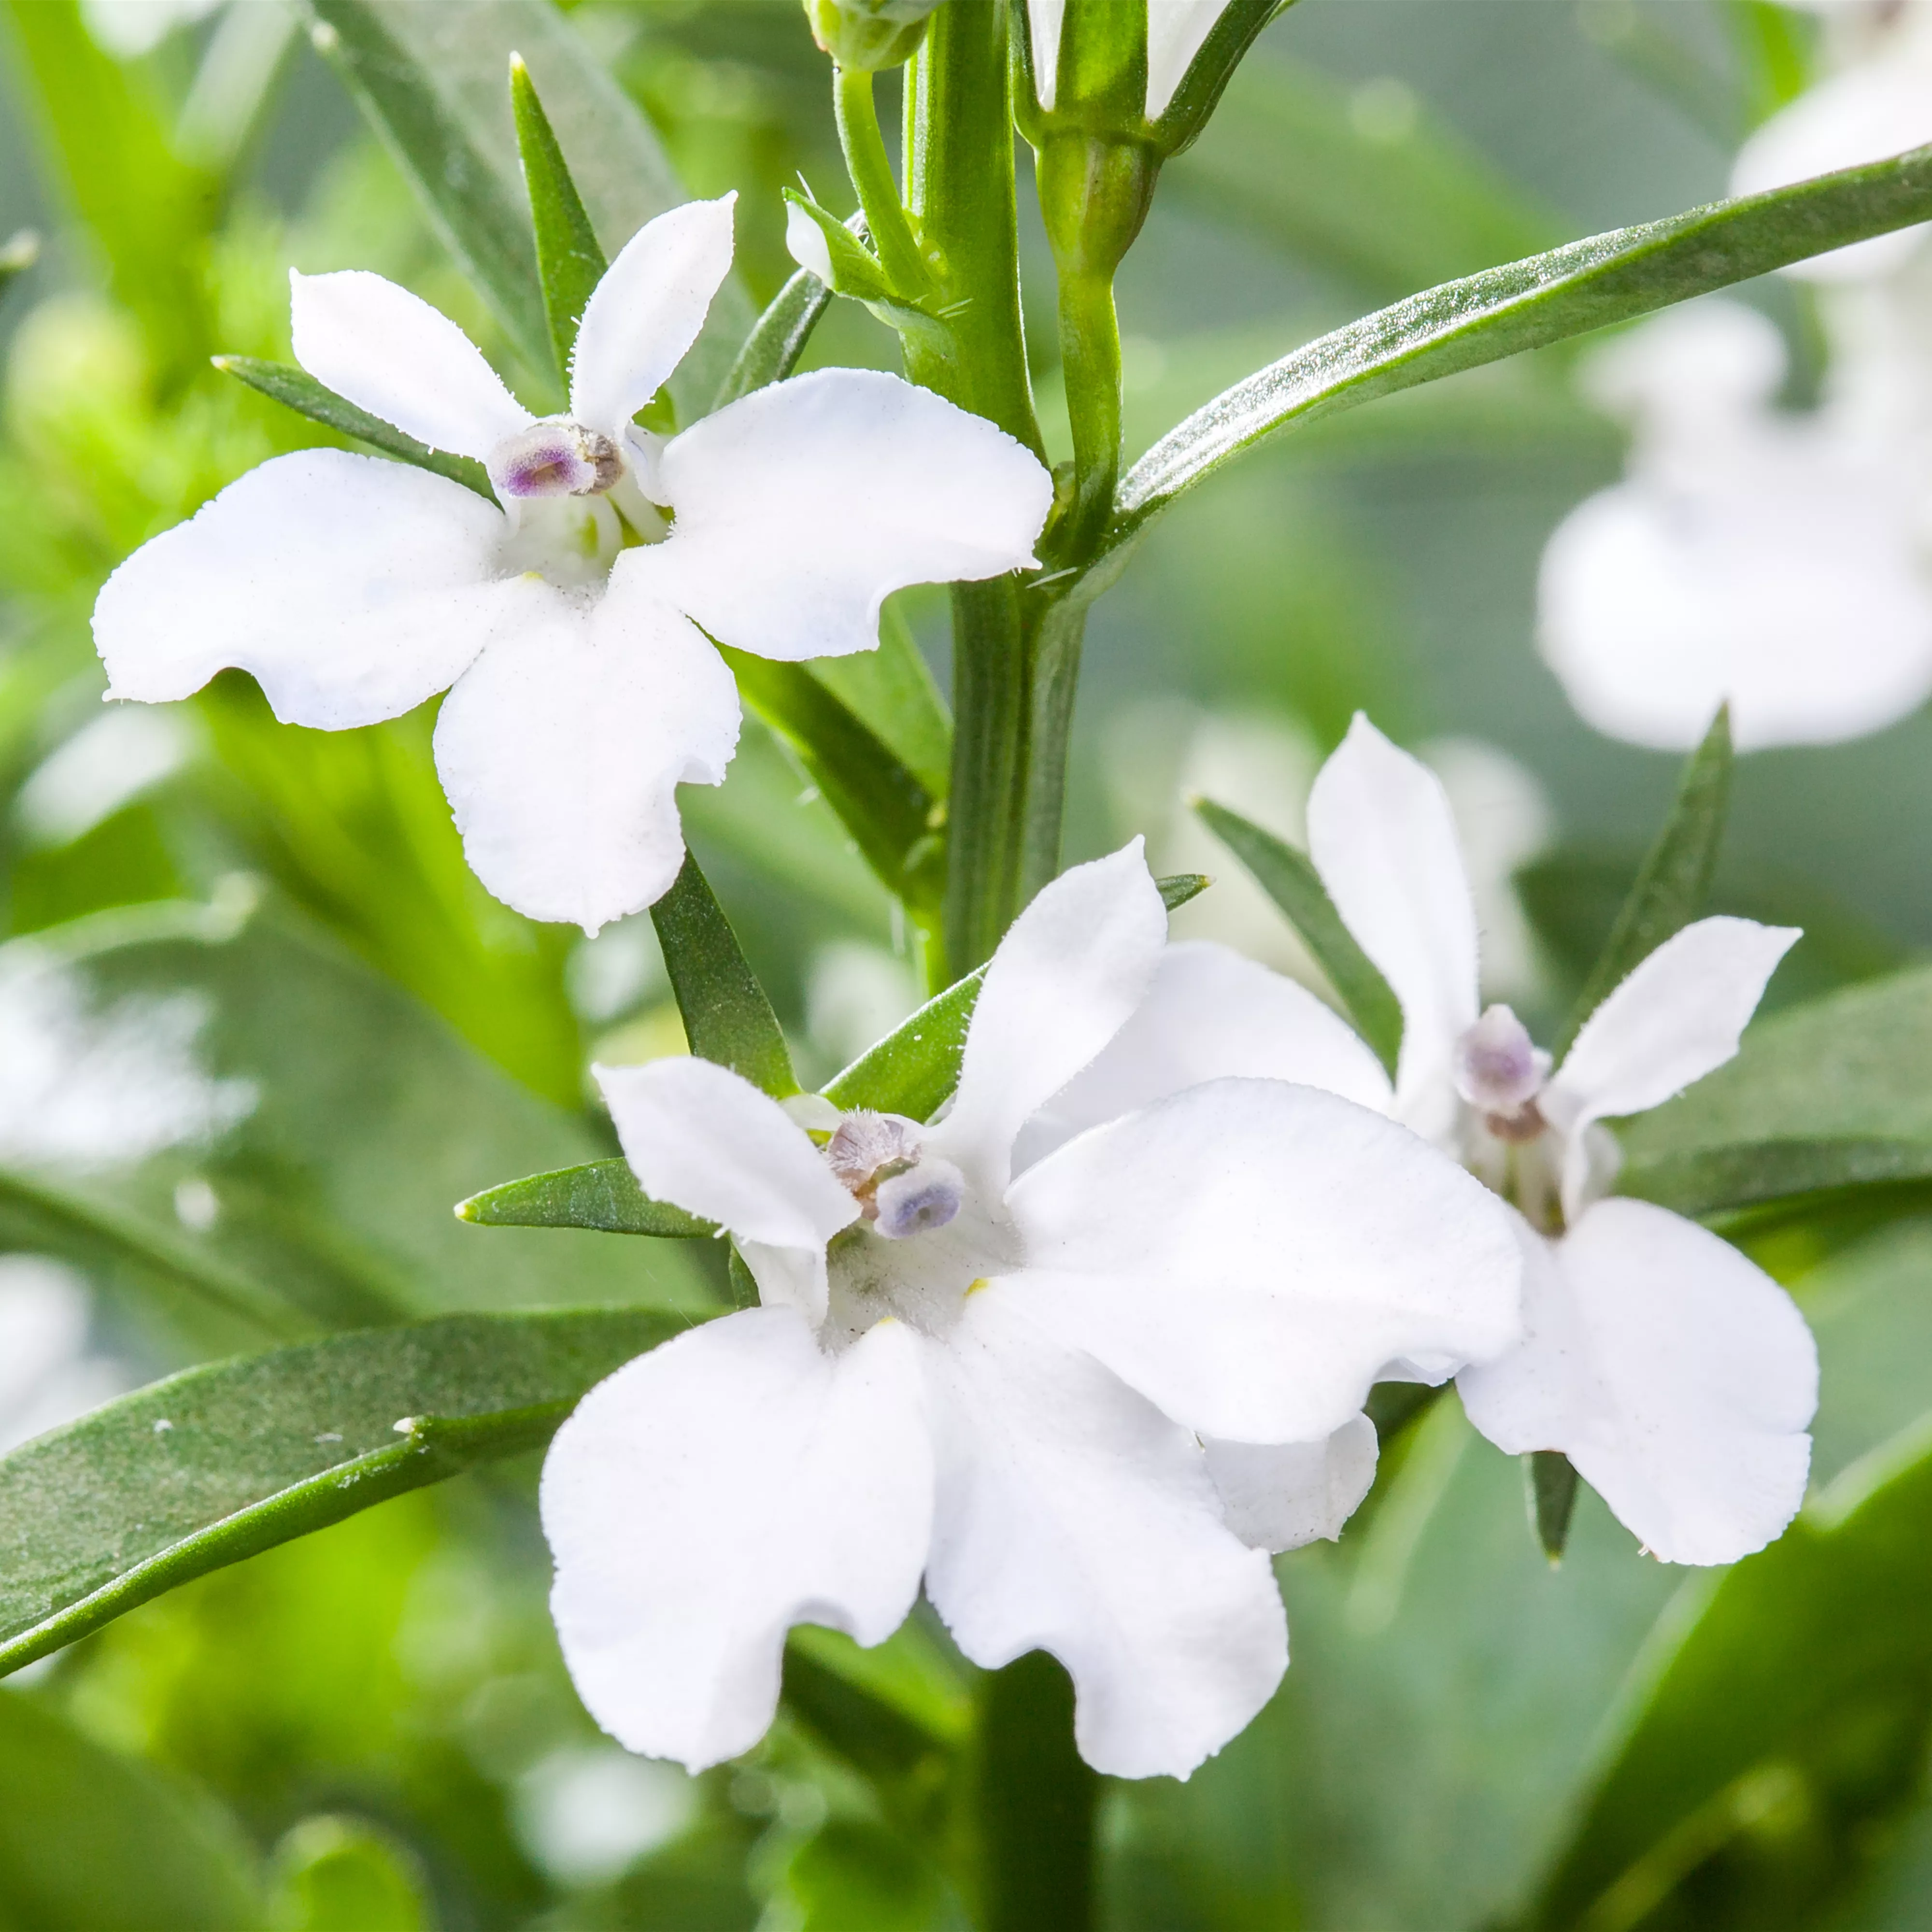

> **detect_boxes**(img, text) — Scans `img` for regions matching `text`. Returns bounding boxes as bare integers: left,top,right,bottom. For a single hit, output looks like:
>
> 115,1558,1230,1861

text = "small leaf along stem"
832,64,930,298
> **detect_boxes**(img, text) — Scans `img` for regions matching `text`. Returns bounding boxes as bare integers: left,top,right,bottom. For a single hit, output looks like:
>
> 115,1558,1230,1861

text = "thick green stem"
946,578,1031,972
832,65,929,297
1055,268,1123,564
973,1653,1097,1932
1018,591,1087,901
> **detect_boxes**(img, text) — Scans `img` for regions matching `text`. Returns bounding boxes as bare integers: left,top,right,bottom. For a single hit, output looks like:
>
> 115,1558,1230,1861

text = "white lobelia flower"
93,196,1052,933
1536,299,1932,752
1051,719,1818,1566
1028,0,1236,121
540,840,1521,1778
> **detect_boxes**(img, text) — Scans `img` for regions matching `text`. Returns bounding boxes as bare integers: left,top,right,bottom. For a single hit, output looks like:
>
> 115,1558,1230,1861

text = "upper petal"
931,842,1167,1194
94,451,514,728
1014,939,1393,1169
570,196,738,440
541,1307,932,1770
631,369,1052,661
1007,1077,1522,1443
1145,0,1231,118
431,566,742,933
596,1056,857,1320
918,1287,1286,1780
1457,1200,1816,1565
290,270,531,461
1204,1414,1379,1555
1306,715,1480,1131
1551,915,1799,1217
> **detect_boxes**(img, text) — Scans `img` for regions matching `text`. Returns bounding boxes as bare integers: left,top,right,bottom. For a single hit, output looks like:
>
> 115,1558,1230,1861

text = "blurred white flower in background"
79,0,223,58
0,1257,127,1455
1539,0,1932,751
14,708,194,850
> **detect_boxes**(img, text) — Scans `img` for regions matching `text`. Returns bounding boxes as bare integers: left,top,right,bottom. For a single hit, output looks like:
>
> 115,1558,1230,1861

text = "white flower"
1056,719,1818,1566
1537,300,1932,752
540,841,1520,1778
1028,0,1235,120
93,197,1052,932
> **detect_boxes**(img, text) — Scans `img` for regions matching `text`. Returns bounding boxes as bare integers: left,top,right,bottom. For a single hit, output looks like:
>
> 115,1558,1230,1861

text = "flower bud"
804,0,946,73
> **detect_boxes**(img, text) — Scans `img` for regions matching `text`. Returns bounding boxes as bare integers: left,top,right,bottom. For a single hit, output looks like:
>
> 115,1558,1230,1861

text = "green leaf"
0,1307,684,1678
213,356,494,497
783,1622,969,1782
652,851,799,1098
270,1817,432,1932
1527,1448,1580,1564
304,0,752,417
1555,706,1733,1062
0,1691,262,1929
813,599,953,803
713,258,837,412
1165,51,1561,305
1522,1416,1932,1932
0,893,706,1347
1110,144,1932,553
722,646,945,923
457,1160,714,1237
509,52,607,382
1192,796,1403,1081
778,1820,952,1932
0,0,216,384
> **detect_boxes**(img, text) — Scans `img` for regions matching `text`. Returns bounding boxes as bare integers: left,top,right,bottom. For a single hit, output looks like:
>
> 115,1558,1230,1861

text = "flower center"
825,1110,963,1239
1452,1003,1548,1140
490,419,625,499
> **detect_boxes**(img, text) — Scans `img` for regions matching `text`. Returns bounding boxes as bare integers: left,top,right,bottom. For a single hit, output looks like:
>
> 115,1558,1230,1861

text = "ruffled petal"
1144,0,1231,118
1458,1201,1816,1565
1204,1414,1379,1554
1007,1077,1522,1443
596,1057,857,1321
1732,62,1932,283
1551,916,1799,1217
929,842,1167,1194
1306,716,1480,1133
633,369,1052,661
290,270,531,460
918,1286,1286,1779
1014,939,1392,1169
542,1307,932,1770
431,565,742,932
570,196,738,441
94,451,514,728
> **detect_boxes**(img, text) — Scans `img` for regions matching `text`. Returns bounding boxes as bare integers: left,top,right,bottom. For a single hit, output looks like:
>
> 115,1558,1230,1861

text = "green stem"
946,578,1031,972
973,1653,1098,1932
1017,590,1088,902
1055,268,1123,563
832,65,929,298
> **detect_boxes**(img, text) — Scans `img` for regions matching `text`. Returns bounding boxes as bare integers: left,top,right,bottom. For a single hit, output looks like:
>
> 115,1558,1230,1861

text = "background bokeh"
2,2,1930,1927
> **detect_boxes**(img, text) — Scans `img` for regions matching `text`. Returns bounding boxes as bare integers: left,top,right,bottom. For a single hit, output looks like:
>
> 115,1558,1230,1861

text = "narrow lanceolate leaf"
723,647,945,921
651,852,799,1098
213,356,494,497
456,1162,713,1237
304,0,751,416
1523,1416,1932,1931
1617,965,1932,1220
1527,1448,1580,1565
0,1309,686,1678
714,263,836,411
1111,144,1932,553
1194,796,1403,1081
1555,706,1733,1062
510,52,607,382
824,873,1210,1122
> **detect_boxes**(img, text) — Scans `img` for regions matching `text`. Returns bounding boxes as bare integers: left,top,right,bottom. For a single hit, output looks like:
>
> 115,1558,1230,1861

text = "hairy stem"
832,65,929,297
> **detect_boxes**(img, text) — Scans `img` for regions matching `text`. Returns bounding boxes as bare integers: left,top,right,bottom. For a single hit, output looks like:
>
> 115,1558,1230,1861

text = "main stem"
903,1,1045,973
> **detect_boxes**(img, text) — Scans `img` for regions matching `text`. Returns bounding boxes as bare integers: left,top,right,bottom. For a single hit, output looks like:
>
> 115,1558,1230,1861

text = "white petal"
1731,63,1932,283
1014,939,1391,1169
1458,1201,1816,1565
542,1307,932,1770
94,451,514,728
570,196,738,440
431,566,742,933
1205,1414,1379,1554
1007,1077,1522,1443
1028,0,1065,107
919,1287,1286,1779
634,369,1052,661
1145,0,1231,118
1551,916,1799,1217
597,1056,857,1321
1306,716,1480,1134
931,842,1167,1193
1537,454,1932,753
783,201,834,285
290,270,531,460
